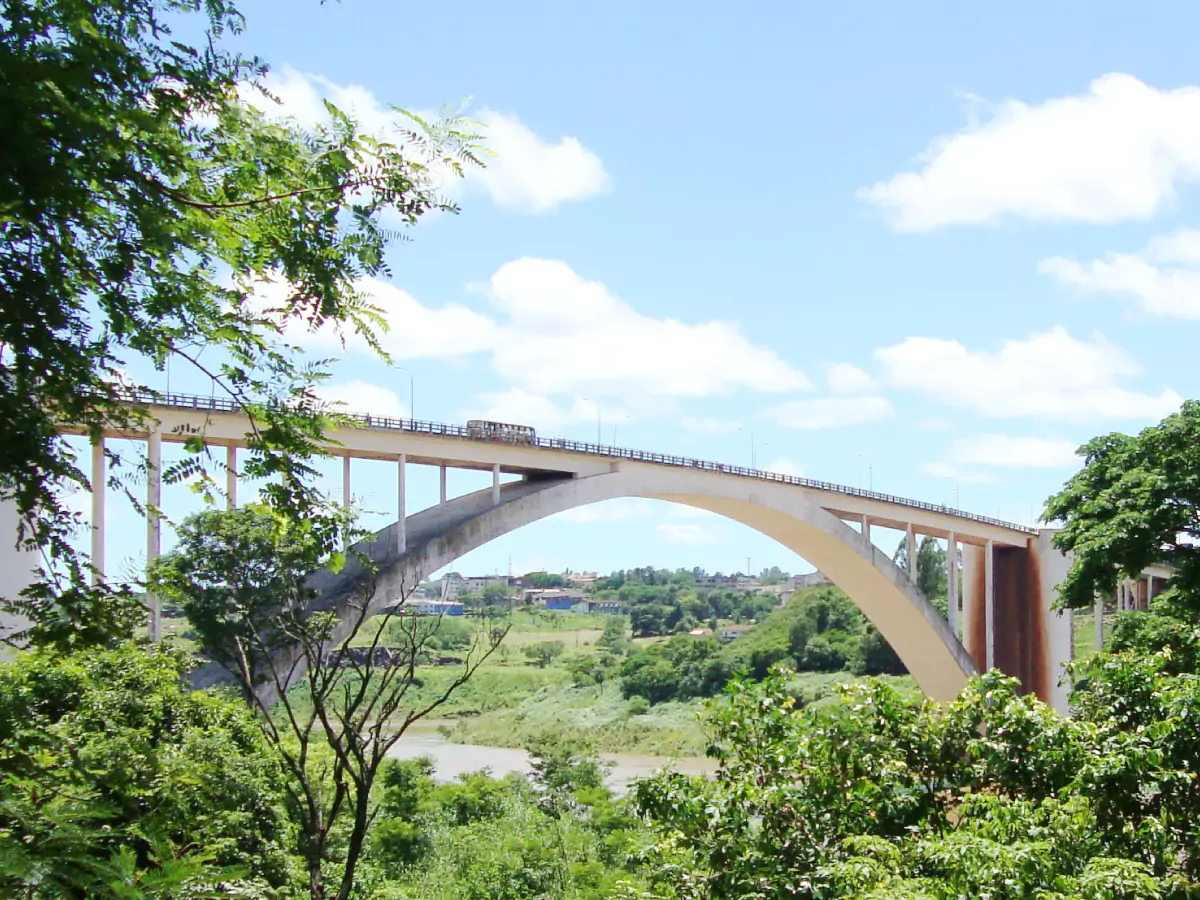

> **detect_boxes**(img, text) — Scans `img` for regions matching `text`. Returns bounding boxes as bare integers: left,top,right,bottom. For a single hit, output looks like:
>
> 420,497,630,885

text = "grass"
1073,612,1115,659
444,669,923,757
442,680,710,757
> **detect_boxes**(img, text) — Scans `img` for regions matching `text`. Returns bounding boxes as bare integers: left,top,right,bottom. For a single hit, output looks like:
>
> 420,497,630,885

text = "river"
388,727,713,795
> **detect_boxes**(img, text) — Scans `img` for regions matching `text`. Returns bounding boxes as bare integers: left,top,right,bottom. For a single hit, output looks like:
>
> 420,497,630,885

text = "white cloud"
950,434,1080,468
556,499,655,523
765,457,804,477
656,523,720,545
252,275,499,362
680,416,743,435
475,110,609,212
827,362,874,394
859,73,1200,231
462,389,607,434
1041,228,1200,320
251,68,608,213
916,418,952,431
917,461,998,485
876,327,1181,421
482,258,811,400
314,381,408,419
760,396,894,430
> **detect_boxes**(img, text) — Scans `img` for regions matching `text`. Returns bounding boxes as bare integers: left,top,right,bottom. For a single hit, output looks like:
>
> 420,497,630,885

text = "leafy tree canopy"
0,644,295,897
1,0,481,646
1046,400,1200,614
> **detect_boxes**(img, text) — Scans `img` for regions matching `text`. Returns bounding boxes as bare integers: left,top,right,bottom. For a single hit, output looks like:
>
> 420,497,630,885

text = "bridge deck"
64,390,1038,545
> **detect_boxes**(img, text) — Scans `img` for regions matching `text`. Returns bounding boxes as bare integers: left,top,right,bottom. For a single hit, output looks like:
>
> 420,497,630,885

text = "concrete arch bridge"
49,393,1091,711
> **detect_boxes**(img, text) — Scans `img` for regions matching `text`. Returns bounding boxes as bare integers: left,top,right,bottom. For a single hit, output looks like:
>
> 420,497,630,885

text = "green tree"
523,640,565,668
0,0,482,649
635,669,1193,898
0,644,295,897
152,505,504,900
1045,400,1200,614
595,616,631,655
916,535,948,605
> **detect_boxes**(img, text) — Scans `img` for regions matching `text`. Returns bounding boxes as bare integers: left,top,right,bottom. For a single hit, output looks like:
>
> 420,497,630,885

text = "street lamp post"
856,452,873,490
751,438,768,470
941,476,959,509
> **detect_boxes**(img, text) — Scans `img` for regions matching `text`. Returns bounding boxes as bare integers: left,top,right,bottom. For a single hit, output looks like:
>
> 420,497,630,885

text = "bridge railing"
121,389,1037,534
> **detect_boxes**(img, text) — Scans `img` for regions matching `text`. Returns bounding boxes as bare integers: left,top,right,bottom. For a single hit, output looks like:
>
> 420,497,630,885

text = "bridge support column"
0,499,37,655
906,524,916,572
961,543,985,670
397,455,406,554
983,531,1073,712
947,532,958,638
90,438,105,585
1094,593,1104,651
492,464,501,506
439,465,447,506
342,454,351,509
860,514,871,544
985,539,994,671
147,427,162,642
226,446,237,510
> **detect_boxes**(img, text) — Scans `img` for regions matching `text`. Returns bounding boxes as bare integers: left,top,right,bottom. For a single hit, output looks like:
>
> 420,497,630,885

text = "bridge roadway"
62,391,1077,711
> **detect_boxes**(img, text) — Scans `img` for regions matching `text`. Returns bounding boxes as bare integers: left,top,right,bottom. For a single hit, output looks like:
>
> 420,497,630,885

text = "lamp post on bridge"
752,438,768,470
939,475,959,509
856,452,873,490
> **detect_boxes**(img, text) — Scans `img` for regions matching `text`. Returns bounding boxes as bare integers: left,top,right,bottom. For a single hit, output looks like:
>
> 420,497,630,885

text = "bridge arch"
311,467,977,703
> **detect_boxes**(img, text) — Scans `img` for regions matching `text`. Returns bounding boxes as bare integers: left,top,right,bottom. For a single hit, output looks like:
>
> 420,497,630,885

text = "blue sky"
75,0,1200,581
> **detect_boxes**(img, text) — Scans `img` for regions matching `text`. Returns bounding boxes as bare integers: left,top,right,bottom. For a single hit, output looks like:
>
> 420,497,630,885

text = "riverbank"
390,726,712,794
443,681,709,756
440,669,922,756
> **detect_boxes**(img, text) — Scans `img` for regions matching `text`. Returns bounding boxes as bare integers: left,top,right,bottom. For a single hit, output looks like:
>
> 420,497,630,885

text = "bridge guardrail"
119,389,1038,534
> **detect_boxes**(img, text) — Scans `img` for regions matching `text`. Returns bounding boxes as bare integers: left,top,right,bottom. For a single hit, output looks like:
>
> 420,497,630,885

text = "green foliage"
635,665,1199,898
0,644,294,897
386,615,475,652
152,505,504,900
371,756,652,899
562,651,621,687
621,636,731,705
526,734,608,801
595,617,632,656
1045,400,1200,613
524,640,566,668
528,572,570,589
0,0,481,650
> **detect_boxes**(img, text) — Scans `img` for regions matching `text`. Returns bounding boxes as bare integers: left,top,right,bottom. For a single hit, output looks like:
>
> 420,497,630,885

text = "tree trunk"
335,781,374,900
306,832,326,900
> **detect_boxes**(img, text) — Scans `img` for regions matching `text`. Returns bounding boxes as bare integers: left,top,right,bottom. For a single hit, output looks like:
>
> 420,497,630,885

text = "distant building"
547,596,577,611
720,624,754,640
440,573,512,600
694,574,742,591
790,572,832,591
521,587,585,606
565,571,598,587
464,575,510,594
585,598,622,614
382,598,464,617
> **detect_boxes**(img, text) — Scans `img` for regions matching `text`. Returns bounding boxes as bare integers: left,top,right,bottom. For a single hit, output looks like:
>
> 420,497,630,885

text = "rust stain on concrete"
992,544,1049,702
